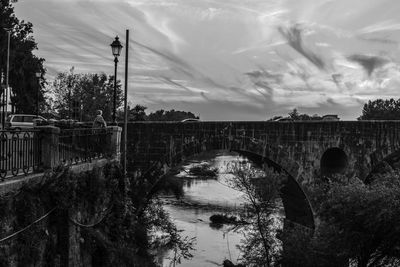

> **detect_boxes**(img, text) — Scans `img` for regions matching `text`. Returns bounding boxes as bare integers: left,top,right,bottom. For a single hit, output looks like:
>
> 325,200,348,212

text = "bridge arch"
320,147,348,177
138,135,315,230
233,149,314,229
365,149,400,183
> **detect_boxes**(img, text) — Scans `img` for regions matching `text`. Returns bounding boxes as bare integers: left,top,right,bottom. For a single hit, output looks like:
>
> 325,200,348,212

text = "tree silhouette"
358,98,400,120
50,69,122,122
147,109,199,121
128,104,147,121
0,0,45,113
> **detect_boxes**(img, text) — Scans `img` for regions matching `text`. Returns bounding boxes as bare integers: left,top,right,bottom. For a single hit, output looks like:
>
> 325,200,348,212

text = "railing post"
108,126,122,161
36,126,60,170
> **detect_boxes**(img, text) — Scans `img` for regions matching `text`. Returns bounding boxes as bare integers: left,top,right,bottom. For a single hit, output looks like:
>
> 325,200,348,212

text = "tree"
287,109,323,121
228,164,285,267
128,104,147,121
0,0,45,113
282,174,400,267
119,105,200,122
228,159,400,267
147,109,199,121
50,68,123,122
358,98,400,120
315,175,400,266
288,108,300,120
268,109,323,121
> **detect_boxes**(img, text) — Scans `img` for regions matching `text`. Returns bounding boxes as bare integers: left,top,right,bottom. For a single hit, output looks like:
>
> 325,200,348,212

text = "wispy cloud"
278,24,326,70
13,0,400,120
347,54,390,76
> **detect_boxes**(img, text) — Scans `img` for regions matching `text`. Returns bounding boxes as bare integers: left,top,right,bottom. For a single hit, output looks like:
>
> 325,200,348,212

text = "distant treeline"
268,108,339,121
272,98,400,122
358,98,400,120
127,104,199,121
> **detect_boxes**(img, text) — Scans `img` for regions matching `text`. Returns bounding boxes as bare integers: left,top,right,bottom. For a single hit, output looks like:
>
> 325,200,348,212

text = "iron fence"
59,128,112,165
0,130,42,180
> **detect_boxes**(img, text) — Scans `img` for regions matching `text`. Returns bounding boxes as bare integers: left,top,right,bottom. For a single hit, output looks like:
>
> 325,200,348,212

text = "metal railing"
59,128,112,165
0,130,42,180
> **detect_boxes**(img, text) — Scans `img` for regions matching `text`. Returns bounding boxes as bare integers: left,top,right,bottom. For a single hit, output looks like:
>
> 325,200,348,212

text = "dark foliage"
147,109,199,121
0,0,46,113
283,173,400,267
209,214,246,225
358,98,400,120
268,108,323,121
288,108,323,121
188,164,218,177
0,163,189,266
51,69,123,121
223,259,246,267
121,105,200,122
127,104,147,121
153,175,184,199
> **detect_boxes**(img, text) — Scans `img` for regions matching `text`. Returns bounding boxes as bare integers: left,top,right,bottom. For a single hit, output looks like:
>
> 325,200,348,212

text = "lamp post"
35,72,41,116
110,36,123,124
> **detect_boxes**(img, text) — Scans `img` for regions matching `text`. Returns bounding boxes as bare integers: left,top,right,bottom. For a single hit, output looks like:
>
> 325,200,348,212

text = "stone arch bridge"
126,121,400,229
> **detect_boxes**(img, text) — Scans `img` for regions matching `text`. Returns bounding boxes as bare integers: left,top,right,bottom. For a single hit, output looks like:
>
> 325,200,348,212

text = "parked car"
5,114,46,130
181,118,200,122
322,114,340,121
276,117,293,122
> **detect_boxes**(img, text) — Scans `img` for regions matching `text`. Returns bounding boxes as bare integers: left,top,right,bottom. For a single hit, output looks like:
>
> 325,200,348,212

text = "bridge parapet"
127,121,400,183
0,126,121,182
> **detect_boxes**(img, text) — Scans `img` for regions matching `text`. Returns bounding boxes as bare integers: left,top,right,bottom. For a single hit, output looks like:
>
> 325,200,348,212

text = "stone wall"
126,121,400,183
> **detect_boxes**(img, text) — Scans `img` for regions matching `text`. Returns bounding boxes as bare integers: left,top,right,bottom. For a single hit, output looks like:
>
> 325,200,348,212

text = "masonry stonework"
126,121,400,184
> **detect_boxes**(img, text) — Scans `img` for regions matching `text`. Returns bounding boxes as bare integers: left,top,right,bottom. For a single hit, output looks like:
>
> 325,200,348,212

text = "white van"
5,114,46,130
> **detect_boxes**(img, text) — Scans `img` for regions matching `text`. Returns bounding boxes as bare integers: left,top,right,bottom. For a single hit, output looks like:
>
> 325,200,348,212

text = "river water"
157,151,252,266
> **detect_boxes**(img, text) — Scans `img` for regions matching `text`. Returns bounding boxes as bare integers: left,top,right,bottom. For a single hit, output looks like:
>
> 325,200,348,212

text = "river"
156,151,255,266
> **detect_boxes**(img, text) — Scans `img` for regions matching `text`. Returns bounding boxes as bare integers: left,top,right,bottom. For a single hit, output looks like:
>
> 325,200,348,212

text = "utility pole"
35,72,41,116
123,29,129,177
1,70,4,129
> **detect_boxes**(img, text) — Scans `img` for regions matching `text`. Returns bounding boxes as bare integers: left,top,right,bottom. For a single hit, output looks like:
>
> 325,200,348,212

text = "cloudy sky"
14,0,400,120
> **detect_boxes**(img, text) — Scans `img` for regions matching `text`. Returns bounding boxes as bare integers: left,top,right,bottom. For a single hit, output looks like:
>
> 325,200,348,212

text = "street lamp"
35,72,41,116
110,36,123,124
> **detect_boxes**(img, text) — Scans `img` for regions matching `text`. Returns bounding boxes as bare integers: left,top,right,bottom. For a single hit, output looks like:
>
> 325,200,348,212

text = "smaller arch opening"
320,147,348,177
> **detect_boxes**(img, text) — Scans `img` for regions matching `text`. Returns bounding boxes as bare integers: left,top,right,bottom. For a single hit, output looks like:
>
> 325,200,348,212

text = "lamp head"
110,36,123,57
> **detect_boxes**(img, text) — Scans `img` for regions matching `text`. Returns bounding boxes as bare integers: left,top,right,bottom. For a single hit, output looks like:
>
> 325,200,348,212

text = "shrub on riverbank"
236,169,400,267
188,164,218,177
209,214,248,226
210,214,237,224
292,173,400,267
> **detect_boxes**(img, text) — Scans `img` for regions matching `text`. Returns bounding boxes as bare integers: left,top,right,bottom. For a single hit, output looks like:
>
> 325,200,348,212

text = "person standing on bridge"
92,110,107,128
